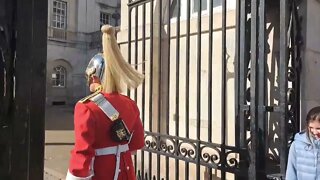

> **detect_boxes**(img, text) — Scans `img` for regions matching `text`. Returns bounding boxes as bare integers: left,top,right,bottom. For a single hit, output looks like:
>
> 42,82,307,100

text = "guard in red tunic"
66,25,145,180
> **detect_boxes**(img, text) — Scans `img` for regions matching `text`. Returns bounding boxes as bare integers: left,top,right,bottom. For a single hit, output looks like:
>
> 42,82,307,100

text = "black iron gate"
124,0,302,179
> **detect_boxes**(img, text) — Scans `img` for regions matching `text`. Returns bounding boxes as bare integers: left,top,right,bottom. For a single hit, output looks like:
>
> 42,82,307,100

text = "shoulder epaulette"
78,91,100,103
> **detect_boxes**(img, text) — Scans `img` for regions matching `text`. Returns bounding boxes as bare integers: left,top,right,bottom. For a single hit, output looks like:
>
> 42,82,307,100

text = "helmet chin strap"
88,74,103,93
94,84,103,93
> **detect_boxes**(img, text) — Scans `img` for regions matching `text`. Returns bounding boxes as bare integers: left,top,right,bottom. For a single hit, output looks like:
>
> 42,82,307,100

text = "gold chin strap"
94,84,103,93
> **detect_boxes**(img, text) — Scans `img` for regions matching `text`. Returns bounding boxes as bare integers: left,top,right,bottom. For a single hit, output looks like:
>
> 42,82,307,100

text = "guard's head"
85,53,105,86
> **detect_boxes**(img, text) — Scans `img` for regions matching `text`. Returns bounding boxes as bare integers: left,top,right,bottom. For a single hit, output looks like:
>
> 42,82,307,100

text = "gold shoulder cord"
78,85,103,103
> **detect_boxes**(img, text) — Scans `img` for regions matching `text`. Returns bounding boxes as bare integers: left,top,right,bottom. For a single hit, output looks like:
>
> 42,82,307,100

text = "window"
52,66,66,87
192,0,208,13
52,0,67,29
170,0,223,19
170,0,179,18
100,12,111,27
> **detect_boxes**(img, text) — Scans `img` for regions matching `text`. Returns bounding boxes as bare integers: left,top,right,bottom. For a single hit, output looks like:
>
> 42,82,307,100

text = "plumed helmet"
85,53,105,85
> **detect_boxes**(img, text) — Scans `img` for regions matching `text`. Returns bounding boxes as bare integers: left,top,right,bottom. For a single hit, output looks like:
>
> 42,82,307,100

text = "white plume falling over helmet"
84,25,144,93
85,53,105,85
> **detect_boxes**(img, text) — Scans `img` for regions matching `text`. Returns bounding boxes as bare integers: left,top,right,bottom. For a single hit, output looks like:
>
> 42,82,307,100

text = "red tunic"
67,92,145,180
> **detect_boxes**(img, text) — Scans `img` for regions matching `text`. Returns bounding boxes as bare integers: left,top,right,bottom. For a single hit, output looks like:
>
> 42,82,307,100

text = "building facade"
46,0,121,106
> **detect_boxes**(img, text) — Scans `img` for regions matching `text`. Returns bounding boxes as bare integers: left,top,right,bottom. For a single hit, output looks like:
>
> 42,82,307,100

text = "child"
286,106,320,180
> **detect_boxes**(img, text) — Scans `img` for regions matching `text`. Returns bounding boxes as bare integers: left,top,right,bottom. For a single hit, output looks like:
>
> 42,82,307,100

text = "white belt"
95,144,129,180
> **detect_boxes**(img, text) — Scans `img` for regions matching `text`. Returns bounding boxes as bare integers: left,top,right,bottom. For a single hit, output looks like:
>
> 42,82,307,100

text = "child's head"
306,106,320,139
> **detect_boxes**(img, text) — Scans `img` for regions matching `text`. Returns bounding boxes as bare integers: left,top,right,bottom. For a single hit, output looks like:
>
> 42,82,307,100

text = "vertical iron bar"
208,0,214,178
149,1,154,179
292,1,301,138
166,0,171,179
208,0,214,145
238,0,247,151
157,1,162,179
221,0,227,179
288,3,295,140
257,0,266,178
134,6,139,100
279,0,289,175
128,5,132,97
141,3,146,178
290,4,298,137
235,0,241,149
175,0,181,179
196,0,201,180
134,6,139,173
249,0,258,179
237,0,250,179
185,0,191,178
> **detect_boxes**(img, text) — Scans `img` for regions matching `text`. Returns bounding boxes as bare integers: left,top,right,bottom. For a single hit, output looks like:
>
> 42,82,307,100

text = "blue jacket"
286,132,320,180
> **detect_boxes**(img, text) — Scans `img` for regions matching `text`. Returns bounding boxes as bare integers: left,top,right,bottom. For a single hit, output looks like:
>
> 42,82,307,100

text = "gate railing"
123,0,302,179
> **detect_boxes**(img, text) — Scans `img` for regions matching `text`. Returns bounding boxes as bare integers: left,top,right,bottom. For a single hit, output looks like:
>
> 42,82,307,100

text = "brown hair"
305,106,320,137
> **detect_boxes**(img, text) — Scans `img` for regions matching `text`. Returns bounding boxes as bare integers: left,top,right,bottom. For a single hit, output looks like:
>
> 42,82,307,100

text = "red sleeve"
68,102,95,178
128,104,145,151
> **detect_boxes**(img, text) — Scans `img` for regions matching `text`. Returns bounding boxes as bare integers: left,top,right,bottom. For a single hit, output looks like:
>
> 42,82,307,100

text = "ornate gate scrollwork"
127,0,302,179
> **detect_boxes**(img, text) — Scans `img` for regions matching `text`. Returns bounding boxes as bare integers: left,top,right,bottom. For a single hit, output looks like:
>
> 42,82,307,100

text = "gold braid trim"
78,85,103,103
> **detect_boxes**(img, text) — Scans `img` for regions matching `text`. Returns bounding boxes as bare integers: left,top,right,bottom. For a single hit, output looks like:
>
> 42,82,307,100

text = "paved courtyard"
44,106,75,180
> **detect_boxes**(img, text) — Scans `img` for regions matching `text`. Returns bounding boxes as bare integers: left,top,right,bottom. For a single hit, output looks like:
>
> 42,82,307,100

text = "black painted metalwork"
141,3,147,179
166,0,171,179
0,0,47,179
249,0,259,179
0,1,15,178
257,0,266,178
196,0,202,179
237,2,250,179
175,0,181,179
279,0,289,178
208,0,214,179
144,131,247,175
148,1,154,179
185,0,191,179
221,1,227,180
126,0,303,179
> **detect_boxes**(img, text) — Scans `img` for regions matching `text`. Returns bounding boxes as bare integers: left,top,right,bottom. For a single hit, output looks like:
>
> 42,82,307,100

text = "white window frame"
52,66,66,88
170,0,223,22
52,0,67,29
100,11,111,27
